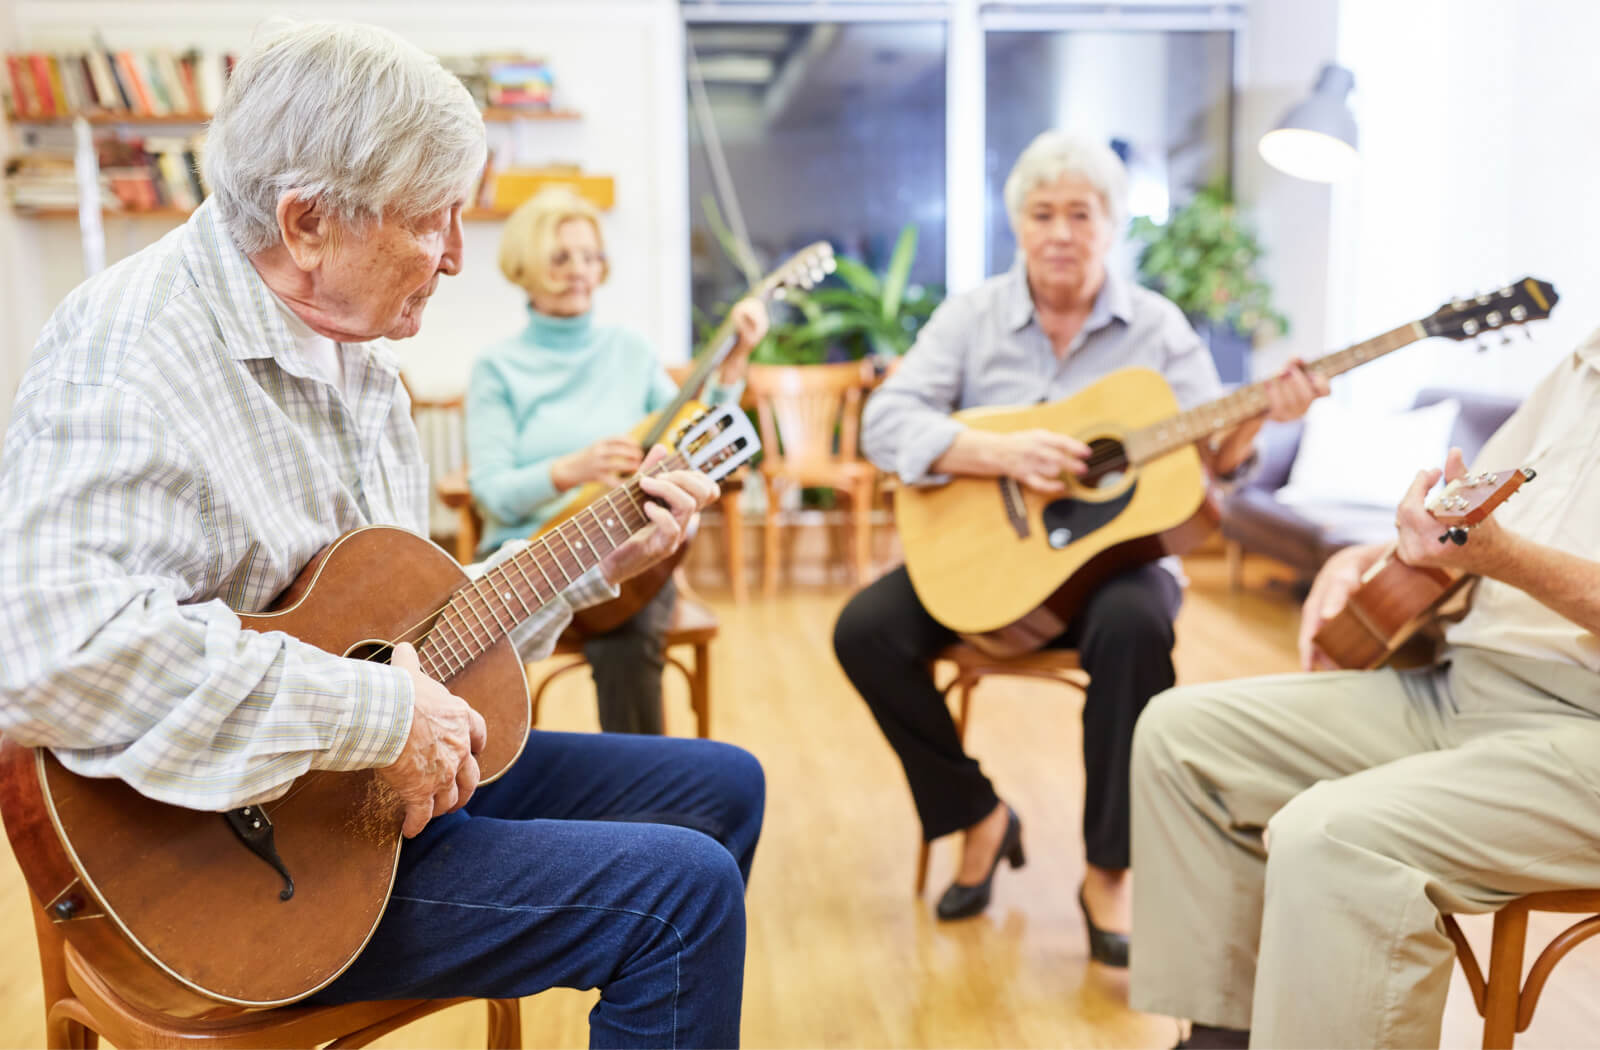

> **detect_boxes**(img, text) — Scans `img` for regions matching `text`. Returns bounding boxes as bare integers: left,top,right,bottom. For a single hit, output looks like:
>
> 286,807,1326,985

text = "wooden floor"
1,552,1597,1047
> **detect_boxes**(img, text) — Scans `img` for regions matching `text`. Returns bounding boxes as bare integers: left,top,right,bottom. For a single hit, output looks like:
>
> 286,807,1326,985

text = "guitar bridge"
224,805,296,901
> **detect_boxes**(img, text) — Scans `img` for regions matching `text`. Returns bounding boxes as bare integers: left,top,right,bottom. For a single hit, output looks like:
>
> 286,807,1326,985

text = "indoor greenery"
1128,181,1288,339
696,197,942,365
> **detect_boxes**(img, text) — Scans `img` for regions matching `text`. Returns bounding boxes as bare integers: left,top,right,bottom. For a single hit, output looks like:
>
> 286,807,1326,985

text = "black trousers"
833,562,1181,870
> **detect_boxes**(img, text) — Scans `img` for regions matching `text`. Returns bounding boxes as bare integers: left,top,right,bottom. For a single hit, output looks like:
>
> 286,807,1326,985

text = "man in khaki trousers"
1129,333,1600,1048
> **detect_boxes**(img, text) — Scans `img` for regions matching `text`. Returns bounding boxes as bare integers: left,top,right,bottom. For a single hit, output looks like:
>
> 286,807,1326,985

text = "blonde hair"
498,186,609,296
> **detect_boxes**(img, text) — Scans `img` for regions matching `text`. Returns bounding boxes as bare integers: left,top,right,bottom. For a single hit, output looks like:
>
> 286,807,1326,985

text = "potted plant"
1128,181,1287,383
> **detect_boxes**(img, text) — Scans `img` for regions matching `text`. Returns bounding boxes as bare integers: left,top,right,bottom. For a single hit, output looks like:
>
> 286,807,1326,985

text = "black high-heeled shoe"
935,806,1024,921
1078,883,1130,967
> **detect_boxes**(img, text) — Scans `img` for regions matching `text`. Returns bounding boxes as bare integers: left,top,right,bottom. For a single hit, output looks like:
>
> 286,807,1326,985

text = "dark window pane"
687,21,946,361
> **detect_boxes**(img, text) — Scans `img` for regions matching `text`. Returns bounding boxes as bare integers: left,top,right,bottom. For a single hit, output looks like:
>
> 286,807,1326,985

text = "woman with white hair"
467,186,767,735
833,131,1325,962
0,21,762,1047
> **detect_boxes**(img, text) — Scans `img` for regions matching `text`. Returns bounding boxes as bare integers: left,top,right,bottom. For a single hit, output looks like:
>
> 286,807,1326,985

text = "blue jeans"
310,730,765,1049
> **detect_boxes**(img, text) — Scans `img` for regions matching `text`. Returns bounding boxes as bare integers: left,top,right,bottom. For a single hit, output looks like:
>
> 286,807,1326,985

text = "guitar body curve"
0,526,531,1014
896,368,1212,657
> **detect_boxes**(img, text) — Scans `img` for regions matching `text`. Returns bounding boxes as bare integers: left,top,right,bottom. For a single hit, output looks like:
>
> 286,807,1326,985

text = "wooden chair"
745,360,879,597
29,894,519,1049
1443,890,1600,1048
529,578,718,738
435,474,719,737
913,644,1089,894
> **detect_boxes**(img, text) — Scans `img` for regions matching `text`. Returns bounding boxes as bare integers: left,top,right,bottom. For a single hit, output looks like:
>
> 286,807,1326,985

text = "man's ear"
276,192,331,272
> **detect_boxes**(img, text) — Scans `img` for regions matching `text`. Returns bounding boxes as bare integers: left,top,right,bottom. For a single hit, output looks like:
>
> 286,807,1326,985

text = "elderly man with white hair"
0,21,762,1048
833,131,1326,961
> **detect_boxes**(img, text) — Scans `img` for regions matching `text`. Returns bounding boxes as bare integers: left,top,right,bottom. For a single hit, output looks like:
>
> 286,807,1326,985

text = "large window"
984,29,1235,277
686,20,947,354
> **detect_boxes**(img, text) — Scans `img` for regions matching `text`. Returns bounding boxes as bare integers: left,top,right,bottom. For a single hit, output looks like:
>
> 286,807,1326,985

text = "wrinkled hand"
1393,447,1510,573
1264,358,1330,422
993,429,1091,494
730,298,770,356
380,643,487,838
553,435,644,491
599,445,718,585
1298,542,1386,670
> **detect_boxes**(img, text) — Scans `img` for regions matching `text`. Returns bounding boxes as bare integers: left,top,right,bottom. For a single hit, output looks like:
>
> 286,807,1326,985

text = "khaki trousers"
1129,646,1600,1048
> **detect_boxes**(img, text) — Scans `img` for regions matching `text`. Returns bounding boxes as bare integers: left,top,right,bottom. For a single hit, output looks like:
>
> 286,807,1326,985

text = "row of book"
3,49,231,121
5,132,207,213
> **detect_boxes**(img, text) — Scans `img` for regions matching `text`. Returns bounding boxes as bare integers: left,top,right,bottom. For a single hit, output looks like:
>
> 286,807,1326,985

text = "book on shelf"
6,129,207,215
3,47,229,120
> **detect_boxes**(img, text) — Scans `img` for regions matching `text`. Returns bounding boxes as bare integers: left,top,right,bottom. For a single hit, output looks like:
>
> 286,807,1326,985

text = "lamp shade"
1258,63,1359,183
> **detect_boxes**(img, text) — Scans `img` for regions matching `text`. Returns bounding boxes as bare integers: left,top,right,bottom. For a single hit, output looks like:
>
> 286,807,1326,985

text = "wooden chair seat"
32,897,519,1049
913,644,1088,895
1444,889,1600,1047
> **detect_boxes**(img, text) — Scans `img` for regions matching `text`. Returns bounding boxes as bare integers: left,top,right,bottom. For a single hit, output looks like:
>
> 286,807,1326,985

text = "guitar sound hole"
345,641,394,664
1081,438,1128,489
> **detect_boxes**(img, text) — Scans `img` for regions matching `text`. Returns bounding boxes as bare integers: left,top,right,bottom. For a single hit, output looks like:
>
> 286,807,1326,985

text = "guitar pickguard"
1040,482,1137,550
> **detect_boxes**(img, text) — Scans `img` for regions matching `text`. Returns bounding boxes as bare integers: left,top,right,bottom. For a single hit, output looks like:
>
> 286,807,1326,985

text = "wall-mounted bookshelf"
7,112,208,126
482,106,581,123
17,206,524,222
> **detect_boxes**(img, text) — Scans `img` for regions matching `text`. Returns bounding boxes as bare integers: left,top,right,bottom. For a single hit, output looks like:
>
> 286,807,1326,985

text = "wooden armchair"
744,360,879,596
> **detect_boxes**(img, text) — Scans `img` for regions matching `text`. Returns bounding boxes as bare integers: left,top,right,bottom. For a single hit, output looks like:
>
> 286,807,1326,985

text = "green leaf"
880,223,918,322
831,256,882,297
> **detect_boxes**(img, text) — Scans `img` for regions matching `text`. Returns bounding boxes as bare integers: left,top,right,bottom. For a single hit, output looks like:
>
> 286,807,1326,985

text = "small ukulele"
1311,467,1536,670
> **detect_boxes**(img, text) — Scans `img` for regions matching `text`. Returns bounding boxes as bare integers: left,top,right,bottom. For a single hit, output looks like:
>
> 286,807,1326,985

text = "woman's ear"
276,192,331,271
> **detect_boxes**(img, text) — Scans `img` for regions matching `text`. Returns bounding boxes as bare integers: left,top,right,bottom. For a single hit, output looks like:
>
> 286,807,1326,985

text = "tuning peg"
1439,526,1470,545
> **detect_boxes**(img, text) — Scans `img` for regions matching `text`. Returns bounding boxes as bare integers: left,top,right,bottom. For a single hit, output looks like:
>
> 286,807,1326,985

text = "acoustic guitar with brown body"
0,406,759,1018
1311,467,1535,670
541,241,835,634
894,278,1557,658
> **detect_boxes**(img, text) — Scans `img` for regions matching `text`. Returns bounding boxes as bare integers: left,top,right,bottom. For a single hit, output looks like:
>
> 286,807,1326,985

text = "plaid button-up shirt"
0,199,610,810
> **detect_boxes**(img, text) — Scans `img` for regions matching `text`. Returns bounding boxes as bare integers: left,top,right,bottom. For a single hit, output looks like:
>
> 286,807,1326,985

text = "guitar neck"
416,453,689,679
640,325,741,447
1125,320,1427,465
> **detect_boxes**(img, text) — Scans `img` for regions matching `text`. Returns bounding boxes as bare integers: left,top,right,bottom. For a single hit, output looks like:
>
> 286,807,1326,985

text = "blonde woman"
468,186,768,734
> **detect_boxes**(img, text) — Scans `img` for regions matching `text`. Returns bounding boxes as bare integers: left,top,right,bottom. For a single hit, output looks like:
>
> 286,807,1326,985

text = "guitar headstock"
1425,467,1535,542
754,241,836,302
1423,278,1558,341
672,404,762,484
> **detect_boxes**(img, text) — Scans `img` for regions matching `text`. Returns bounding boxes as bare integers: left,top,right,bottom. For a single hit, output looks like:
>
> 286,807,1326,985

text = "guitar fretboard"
413,453,689,682
1124,321,1427,465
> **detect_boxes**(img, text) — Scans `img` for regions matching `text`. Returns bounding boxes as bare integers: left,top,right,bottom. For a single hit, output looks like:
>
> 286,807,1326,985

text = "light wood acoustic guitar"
1311,466,1535,670
0,406,759,1018
895,278,1557,658
541,240,835,634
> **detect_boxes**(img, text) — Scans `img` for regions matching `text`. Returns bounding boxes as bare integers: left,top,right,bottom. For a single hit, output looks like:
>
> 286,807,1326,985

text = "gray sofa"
1219,387,1522,588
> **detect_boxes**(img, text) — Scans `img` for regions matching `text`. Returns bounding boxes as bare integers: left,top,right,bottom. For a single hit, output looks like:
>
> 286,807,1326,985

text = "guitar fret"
509,555,548,609
453,591,495,651
436,613,472,667
527,543,561,593
552,529,580,583
488,566,533,619
577,510,617,555
469,577,514,635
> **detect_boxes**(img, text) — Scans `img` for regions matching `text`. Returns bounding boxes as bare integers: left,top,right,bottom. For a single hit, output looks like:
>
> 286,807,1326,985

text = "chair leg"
691,641,711,739
762,477,780,599
485,999,522,1049
852,482,872,586
1226,540,1244,591
725,503,747,603
915,838,931,896
1483,903,1529,1048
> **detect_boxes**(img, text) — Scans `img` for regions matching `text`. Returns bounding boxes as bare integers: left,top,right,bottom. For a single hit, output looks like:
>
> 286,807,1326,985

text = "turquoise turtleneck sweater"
466,308,737,555
467,309,672,554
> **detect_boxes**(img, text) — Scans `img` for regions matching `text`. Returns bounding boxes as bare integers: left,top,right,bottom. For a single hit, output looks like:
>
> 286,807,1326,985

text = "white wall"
1235,0,1340,380
1328,0,1598,412
2,0,688,416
